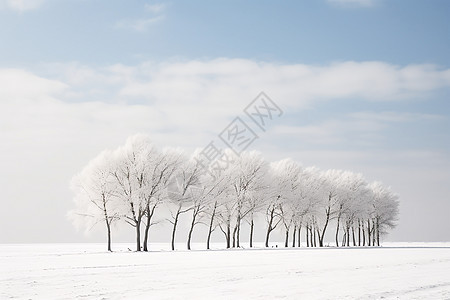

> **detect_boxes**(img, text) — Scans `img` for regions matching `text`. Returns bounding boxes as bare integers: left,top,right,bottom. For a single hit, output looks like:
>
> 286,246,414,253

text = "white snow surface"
1,243,450,299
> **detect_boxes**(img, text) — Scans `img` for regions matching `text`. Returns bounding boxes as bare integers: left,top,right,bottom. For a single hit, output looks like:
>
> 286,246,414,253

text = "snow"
1,243,450,299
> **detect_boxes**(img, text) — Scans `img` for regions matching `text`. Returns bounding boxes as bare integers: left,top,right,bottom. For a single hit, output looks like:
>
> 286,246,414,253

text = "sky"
1,0,450,244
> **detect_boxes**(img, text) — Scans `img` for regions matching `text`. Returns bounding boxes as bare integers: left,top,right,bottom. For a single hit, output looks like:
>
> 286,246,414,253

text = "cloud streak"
0,0,46,12
115,15,165,32
116,2,166,32
327,0,377,8
144,3,166,14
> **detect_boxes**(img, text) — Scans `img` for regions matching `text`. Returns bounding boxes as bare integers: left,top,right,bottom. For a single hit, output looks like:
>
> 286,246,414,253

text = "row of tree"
70,135,399,251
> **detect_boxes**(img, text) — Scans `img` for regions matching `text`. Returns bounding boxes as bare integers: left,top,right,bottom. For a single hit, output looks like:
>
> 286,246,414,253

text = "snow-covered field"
1,243,450,299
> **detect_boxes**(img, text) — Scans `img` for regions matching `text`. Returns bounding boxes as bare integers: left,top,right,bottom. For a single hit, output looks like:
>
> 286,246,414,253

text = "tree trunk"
187,211,197,250
335,213,341,247
106,219,112,252
171,210,180,251
313,226,317,247
306,225,310,247
136,221,141,251
298,225,301,247
232,225,237,248
284,229,289,247
206,205,216,250
249,218,254,248
226,223,231,248
367,219,371,247
292,225,297,247
319,206,331,248
372,220,376,246
143,219,151,251
236,215,241,248
346,227,350,247
265,227,271,248
362,226,366,246
143,205,155,252
316,228,323,247
265,207,276,247
102,195,112,252
376,217,380,246
358,220,361,246
351,226,356,247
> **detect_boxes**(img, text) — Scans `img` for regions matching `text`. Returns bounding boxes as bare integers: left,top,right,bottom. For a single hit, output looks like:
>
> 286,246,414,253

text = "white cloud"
23,59,450,145
0,68,67,101
270,111,443,147
327,0,377,8
115,59,450,111
0,0,46,12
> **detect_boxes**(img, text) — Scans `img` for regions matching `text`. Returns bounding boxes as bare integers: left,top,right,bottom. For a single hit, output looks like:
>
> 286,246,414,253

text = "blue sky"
1,0,450,243
2,0,450,65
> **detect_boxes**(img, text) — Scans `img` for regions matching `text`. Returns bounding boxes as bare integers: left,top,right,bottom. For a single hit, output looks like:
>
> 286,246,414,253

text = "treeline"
70,134,399,251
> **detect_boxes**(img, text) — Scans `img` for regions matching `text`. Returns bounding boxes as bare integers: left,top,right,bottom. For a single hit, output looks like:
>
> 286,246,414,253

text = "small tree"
369,181,400,246
110,134,155,251
69,150,120,252
141,147,181,251
166,152,201,251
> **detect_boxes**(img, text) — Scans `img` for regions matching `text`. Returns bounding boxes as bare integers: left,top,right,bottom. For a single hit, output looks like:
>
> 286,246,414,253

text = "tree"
334,171,368,247
141,147,182,251
245,187,269,248
291,167,321,247
197,159,231,250
110,134,155,251
300,167,330,247
69,134,401,250
215,150,267,248
229,151,267,248
270,159,302,247
368,181,399,246
166,152,201,251
264,160,287,247
69,150,120,252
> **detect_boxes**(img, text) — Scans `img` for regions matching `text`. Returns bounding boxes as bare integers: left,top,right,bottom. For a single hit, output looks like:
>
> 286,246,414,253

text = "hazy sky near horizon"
1,0,450,243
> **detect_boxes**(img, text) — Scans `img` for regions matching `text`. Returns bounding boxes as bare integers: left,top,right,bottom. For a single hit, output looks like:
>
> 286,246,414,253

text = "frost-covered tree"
193,158,233,250
69,134,400,250
264,160,287,247
110,134,166,251
166,152,202,251
291,167,323,247
229,151,267,248
185,151,232,250
215,150,267,248
337,172,369,247
368,181,399,246
312,169,343,247
69,150,120,251
140,147,181,251
269,159,303,247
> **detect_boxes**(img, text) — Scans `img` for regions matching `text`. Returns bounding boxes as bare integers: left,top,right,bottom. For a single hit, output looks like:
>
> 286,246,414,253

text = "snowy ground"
1,243,450,299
